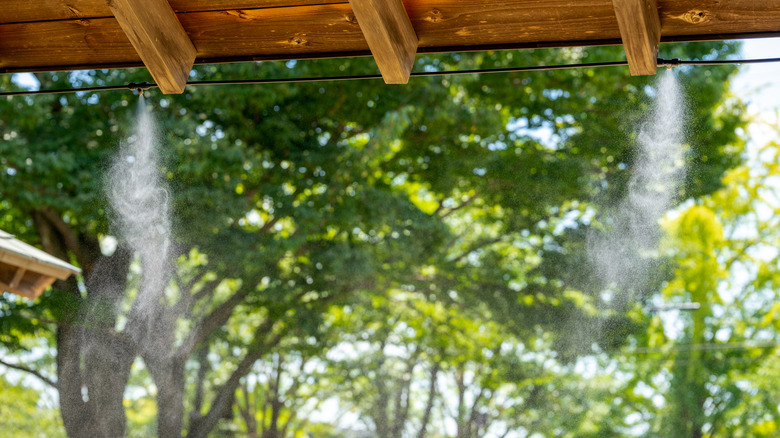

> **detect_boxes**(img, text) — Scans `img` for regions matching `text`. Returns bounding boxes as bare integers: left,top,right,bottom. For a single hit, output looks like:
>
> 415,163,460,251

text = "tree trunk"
455,369,469,438
139,297,185,438
38,210,135,438
416,362,440,438
57,322,93,438
83,331,135,437
373,340,390,438
56,278,135,438
262,356,284,438
148,355,187,438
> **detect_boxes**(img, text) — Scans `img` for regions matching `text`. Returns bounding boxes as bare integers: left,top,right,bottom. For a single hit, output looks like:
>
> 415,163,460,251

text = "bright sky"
733,38,780,145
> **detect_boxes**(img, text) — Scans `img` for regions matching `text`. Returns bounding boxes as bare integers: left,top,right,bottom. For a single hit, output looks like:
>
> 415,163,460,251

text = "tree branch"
450,236,505,265
187,321,284,438
280,357,309,438
259,216,281,234
174,277,220,319
392,346,420,438
416,361,439,438
38,208,80,254
192,346,209,417
0,358,58,389
177,268,210,299
439,192,479,219
178,286,251,357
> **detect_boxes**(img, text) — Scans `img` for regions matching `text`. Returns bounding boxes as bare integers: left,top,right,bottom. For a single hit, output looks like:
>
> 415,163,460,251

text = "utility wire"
2,57,779,98
623,340,780,355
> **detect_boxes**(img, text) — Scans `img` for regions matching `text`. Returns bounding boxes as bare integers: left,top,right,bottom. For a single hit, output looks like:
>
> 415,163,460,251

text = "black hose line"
2,57,779,97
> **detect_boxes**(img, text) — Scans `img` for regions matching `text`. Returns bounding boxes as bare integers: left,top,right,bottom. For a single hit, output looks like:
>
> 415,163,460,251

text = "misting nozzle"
657,58,681,70
127,82,153,95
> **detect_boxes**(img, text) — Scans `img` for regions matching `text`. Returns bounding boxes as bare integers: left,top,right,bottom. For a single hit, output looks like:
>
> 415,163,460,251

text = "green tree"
618,138,780,438
0,374,66,437
0,42,745,437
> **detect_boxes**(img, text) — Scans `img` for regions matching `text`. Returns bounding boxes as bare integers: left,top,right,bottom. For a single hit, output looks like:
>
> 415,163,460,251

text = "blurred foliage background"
1,41,779,437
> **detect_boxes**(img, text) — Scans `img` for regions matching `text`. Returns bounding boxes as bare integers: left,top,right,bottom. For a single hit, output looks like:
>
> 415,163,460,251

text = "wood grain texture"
0,279,34,299
348,0,417,84
661,0,780,35
612,0,660,75
0,1,345,24
8,267,27,289
181,4,369,60
27,274,58,299
0,0,779,74
108,0,196,93
406,0,620,48
0,271,55,299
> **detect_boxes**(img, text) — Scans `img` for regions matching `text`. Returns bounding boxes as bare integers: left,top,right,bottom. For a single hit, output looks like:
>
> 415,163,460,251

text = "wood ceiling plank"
0,279,32,299
347,0,417,84
0,4,370,72
180,4,368,60
0,1,347,24
0,274,56,299
27,275,57,298
107,0,196,94
407,0,620,49
660,0,780,36
28,275,58,299
0,19,137,71
0,0,778,74
170,0,347,13
611,0,660,75
0,1,111,24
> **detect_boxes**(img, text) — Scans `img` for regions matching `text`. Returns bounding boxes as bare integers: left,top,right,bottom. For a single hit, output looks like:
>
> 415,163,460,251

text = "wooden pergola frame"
1,1,779,92
0,230,80,299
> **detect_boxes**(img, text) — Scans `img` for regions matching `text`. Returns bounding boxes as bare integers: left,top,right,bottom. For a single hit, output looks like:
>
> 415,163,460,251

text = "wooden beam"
612,0,661,75
8,267,26,289
106,0,196,94
348,0,418,84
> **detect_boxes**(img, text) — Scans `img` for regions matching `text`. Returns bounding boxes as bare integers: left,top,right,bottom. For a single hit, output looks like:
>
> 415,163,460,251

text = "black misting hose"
2,57,779,97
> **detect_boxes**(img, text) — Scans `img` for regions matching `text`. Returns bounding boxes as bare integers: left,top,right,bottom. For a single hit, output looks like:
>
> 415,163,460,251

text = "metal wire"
625,340,780,355
0,82,154,97
2,57,779,97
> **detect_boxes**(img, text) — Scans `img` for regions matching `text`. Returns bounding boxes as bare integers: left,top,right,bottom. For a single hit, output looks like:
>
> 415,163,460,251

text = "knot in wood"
426,9,442,23
345,14,358,24
288,34,308,46
682,10,710,24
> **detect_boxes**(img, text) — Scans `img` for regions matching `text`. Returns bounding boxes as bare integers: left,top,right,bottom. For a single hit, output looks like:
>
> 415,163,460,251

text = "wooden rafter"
106,0,196,93
348,0,418,84
9,267,26,289
612,0,661,75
